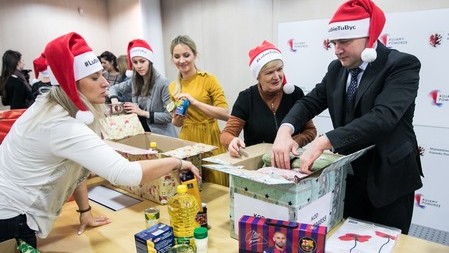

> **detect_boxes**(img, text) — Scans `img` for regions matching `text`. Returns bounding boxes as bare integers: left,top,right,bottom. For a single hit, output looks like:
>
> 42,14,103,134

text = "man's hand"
298,135,332,174
78,211,111,235
271,126,299,169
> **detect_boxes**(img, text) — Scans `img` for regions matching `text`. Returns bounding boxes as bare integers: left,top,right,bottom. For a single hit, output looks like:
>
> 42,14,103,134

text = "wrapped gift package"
135,223,174,253
101,114,216,204
203,143,371,239
238,215,327,253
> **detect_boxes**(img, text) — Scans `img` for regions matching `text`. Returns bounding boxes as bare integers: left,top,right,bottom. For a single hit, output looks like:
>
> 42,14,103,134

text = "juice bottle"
149,141,162,158
168,185,199,247
180,171,202,212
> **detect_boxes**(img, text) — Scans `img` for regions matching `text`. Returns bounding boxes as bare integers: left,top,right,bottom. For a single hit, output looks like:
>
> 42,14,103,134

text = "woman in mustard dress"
168,35,229,185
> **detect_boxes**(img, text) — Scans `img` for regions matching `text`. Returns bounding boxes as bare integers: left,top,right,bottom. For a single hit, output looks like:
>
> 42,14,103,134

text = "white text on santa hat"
84,57,99,67
328,25,356,33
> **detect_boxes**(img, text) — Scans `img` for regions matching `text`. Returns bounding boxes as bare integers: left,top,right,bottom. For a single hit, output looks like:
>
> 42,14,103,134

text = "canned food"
195,203,208,228
175,98,190,116
168,244,194,253
108,102,124,115
144,207,160,228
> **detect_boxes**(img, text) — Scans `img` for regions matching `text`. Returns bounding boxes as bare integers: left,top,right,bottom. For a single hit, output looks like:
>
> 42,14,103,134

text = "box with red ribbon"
238,215,327,253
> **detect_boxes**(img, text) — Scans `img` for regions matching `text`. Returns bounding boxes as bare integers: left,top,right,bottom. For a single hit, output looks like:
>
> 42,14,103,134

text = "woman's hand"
172,113,185,127
78,211,111,235
228,137,246,158
178,159,201,179
178,93,198,106
123,102,145,116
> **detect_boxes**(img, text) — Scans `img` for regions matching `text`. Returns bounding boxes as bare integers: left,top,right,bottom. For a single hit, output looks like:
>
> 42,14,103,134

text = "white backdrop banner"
279,8,449,232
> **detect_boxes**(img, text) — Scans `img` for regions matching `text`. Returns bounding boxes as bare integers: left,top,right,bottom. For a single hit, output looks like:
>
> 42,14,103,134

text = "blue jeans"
0,214,37,248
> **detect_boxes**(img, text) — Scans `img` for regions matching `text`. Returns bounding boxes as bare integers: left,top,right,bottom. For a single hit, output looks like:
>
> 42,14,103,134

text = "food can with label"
175,98,190,116
144,207,160,228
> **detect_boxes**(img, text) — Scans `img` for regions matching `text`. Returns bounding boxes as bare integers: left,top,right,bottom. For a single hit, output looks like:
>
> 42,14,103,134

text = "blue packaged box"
135,223,174,253
239,215,327,253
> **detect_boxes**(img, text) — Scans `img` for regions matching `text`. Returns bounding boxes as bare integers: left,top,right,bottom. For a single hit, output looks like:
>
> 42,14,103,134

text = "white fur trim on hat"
74,51,103,81
249,49,283,79
130,46,153,63
328,18,370,41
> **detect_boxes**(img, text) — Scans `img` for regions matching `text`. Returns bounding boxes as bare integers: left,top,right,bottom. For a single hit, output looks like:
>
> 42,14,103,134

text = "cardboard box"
239,215,327,253
203,144,370,239
0,239,19,253
135,223,174,253
105,132,216,204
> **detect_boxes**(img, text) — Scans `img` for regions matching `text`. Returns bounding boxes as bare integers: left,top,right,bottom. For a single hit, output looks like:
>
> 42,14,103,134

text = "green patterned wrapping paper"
229,164,349,239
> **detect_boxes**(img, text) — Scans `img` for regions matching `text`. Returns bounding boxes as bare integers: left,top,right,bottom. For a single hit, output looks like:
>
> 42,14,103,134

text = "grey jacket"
108,71,177,137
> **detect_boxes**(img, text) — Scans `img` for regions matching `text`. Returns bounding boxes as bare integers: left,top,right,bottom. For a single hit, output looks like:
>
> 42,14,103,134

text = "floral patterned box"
325,217,401,253
203,144,372,239
104,132,216,204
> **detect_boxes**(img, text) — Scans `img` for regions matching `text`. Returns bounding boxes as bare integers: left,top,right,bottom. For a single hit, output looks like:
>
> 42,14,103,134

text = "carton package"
238,215,327,253
135,223,174,253
325,217,401,253
0,239,19,253
101,113,216,204
203,143,371,239
105,132,216,204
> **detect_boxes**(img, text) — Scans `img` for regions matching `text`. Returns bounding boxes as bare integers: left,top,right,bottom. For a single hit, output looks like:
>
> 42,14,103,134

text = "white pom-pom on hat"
361,47,377,63
125,70,133,78
283,81,295,94
76,110,94,125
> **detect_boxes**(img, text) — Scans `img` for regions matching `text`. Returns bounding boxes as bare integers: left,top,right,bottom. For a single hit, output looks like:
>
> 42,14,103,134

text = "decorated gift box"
203,143,372,239
101,114,216,204
239,215,327,253
104,133,215,204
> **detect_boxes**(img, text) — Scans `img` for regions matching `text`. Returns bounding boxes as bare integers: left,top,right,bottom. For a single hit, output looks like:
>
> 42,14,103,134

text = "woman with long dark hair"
108,39,177,137
0,50,32,108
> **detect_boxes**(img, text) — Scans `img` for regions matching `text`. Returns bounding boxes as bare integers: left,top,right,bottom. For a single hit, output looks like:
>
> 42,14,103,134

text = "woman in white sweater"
0,32,199,249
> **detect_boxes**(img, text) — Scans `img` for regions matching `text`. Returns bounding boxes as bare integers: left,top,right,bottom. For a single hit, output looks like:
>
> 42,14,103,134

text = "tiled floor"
409,223,449,247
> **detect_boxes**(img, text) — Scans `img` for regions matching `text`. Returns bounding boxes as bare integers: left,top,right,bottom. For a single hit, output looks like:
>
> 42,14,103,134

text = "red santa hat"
33,53,49,79
44,32,103,124
126,39,154,78
328,0,386,62
248,40,294,94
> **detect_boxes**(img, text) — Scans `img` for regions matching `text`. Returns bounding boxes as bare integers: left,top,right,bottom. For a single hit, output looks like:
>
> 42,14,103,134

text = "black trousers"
344,174,415,234
0,214,37,248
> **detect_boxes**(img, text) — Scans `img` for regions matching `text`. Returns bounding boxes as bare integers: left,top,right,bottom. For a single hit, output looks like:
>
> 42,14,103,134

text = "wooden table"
37,179,449,253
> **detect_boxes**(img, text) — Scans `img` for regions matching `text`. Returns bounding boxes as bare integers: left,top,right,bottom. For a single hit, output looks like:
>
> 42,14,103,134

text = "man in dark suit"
271,0,423,234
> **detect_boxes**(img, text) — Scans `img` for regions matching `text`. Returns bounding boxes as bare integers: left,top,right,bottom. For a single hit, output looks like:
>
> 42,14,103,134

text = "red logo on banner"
429,33,442,47
288,38,297,52
323,39,332,50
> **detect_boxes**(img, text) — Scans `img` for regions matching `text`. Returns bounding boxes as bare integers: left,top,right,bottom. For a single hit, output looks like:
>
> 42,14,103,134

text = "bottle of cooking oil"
168,185,199,248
